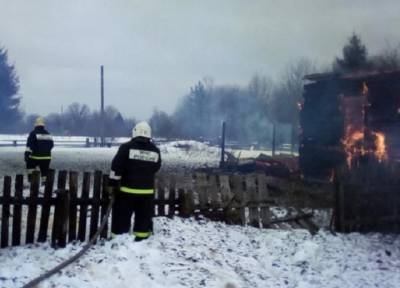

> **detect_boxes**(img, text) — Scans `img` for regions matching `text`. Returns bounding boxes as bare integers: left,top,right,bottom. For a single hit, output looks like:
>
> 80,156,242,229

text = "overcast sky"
1,0,399,120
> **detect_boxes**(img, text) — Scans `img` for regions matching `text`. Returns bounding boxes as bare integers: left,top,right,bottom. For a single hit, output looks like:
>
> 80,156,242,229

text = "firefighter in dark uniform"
25,117,54,183
108,121,161,241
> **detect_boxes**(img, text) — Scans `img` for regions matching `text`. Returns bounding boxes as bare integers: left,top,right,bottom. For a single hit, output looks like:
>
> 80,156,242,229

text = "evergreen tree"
0,47,21,132
334,33,369,73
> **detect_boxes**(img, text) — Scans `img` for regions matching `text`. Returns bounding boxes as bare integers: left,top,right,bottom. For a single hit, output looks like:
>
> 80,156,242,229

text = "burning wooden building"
300,70,400,180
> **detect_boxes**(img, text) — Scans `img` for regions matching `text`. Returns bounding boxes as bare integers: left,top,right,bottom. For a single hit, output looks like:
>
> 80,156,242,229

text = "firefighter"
107,121,161,241
25,117,54,184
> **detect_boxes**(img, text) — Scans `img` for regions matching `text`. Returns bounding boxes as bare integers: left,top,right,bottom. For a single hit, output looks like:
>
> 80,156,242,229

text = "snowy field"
0,217,399,288
0,140,222,182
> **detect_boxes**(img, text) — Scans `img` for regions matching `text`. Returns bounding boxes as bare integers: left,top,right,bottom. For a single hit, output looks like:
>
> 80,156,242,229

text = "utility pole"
100,65,105,147
220,121,226,168
272,121,276,157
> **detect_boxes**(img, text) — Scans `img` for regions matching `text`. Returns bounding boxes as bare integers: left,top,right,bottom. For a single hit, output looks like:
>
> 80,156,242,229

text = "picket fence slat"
52,171,68,247
68,171,78,242
78,172,91,242
168,175,176,217
26,172,40,244
89,170,102,242
12,175,23,246
1,176,11,248
38,170,55,242
100,174,110,239
246,175,259,228
157,176,166,217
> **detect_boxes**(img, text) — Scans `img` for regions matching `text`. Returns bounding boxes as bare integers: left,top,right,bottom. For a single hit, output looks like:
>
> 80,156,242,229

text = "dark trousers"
26,159,51,179
111,191,154,239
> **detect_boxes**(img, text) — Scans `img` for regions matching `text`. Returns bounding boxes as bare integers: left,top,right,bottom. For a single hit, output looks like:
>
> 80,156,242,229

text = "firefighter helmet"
34,117,45,127
132,121,151,138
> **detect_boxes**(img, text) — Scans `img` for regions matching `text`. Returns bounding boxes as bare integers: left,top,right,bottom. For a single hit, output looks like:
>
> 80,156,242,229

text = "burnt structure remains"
300,70,400,232
300,70,400,179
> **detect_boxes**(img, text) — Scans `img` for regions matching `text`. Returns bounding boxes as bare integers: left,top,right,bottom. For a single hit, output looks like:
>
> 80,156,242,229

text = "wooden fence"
1,170,333,249
334,161,400,233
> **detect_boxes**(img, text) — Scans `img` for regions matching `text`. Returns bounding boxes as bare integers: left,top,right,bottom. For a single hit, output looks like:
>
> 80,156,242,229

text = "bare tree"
270,58,316,153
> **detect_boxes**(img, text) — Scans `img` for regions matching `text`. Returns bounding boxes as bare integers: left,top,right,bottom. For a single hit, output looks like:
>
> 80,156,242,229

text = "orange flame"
342,127,387,168
372,131,387,162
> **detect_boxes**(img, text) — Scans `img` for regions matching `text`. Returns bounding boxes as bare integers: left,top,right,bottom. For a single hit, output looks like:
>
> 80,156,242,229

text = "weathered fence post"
157,176,166,217
1,176,12,248
168,174,177,217
89,170,102,242
68,171,78,242
78,172,91,242
52,171,68,248
230,174,246,225
246,174,260,228
257,174,271,228
178,189,195,218
52,189,70,248
100,174,110,239
26,171,40,244
38,170,55,242
12,175,24,246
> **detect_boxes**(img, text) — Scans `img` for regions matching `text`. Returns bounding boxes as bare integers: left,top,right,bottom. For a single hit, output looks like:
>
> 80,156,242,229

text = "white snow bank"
0,217,399,288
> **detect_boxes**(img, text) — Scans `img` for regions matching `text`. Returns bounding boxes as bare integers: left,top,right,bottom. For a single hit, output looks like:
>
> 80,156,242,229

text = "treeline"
26,104,136,137
1,33,400,147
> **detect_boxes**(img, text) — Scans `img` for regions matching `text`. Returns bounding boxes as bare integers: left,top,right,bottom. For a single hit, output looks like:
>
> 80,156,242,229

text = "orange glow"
342,127,388,168
372,131,387,162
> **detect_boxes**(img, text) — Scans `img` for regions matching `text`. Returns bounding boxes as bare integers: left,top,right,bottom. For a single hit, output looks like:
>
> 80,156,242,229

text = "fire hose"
21,195,115,288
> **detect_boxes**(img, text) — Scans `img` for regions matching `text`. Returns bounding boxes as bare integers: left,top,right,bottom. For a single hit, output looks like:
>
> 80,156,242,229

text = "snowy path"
0,217,399,288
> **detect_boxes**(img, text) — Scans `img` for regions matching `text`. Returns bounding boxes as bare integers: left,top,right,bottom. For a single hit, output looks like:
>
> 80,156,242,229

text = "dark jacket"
109,137,161,193
25,126,54,160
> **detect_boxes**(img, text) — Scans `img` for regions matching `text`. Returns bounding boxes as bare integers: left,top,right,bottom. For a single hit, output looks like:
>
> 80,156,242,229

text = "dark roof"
304,70,400,82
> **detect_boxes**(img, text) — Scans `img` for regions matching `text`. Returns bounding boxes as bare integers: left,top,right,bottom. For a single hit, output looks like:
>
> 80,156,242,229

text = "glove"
24,152,30,162
105,186,117,198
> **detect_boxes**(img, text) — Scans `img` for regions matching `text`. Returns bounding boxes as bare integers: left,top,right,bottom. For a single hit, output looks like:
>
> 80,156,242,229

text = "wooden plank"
219,174,232,205
157,175,166,217
37,170,55,242
68,171,78,242
257,174,272,228
195,173,208,210
26,171,40,244
168,175,176,217
51,171,67,247
52,189,70,248
208,175,220,210
12,175,24,246
1,176,12,248
246,174,259,228
178,189,195,217
89,171,102,241
78,172,90,242
230,174,246,225
100,174,110,239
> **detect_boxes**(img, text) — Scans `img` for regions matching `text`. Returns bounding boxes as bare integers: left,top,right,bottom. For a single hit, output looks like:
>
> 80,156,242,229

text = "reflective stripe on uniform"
109,170,121,180
36,134,53,141
129,149,159,162
29,155,52,160
120,186,154,194
133,231,151,238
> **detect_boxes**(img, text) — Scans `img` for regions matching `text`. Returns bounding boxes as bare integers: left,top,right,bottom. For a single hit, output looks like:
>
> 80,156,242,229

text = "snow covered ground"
0,217,399,288
0,140,221,181
1,137,399,287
